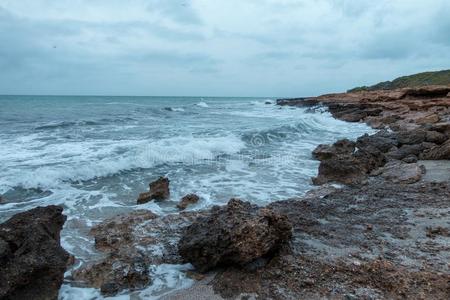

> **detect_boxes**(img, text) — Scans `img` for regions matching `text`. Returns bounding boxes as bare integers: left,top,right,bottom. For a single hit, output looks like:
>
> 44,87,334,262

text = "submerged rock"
0,206,70,300
177,194,200,210
178,199,292,272
73,209,206,296
137,176,170,204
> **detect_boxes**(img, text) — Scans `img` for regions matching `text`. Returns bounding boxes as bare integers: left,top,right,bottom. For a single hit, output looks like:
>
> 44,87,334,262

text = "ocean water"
0,95,373,298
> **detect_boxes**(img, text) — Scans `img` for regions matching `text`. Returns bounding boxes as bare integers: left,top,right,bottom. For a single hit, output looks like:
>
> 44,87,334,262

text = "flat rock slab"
419,160,450,182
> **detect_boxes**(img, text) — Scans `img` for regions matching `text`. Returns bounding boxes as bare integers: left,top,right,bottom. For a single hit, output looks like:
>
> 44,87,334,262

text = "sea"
0,95,373,299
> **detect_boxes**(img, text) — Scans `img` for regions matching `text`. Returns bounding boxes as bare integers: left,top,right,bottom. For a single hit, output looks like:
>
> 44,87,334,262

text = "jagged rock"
0,206,70,300
313,138,386,185
356,131,398,153
312,139,355,160
137,177,170,204
177,194,200,210
420,140,450,160
379,162,426,184
178,199,292,272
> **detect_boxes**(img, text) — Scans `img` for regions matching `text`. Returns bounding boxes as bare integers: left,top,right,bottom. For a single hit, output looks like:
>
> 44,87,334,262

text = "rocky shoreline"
1,85,449,299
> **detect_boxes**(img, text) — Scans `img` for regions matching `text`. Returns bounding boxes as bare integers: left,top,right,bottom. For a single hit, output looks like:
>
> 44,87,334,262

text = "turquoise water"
0,95,373,298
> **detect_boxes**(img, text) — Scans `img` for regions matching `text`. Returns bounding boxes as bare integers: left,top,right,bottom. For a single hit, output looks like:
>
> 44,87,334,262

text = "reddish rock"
178,199,292,272
137,177,170,204
177,194,200,210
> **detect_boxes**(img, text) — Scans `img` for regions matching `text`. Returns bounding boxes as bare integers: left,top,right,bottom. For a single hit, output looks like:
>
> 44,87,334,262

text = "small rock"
177,194,200,210
137,177,170,204
366,224,373,231
402,155,418,163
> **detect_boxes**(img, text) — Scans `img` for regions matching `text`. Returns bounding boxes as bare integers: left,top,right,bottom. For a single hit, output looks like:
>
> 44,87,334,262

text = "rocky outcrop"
177,194,200,210
278,85,450,132
0,206,70,300
312,136,386,185
178,199,292,272
137,176,170,204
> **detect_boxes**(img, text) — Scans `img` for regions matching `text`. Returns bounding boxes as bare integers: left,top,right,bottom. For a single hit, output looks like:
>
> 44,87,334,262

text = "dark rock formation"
137,176,170,204
177,194,200,210
178,199,292,272
312,139,355,160
0,206,70,300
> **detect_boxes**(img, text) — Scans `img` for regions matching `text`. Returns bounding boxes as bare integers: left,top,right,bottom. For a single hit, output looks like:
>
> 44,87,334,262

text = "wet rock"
0,206,70,300
312,139,355,160
91,210,158,253
379,162,426,184
178,199,292,272
74,254,151,297
73,210,206,296
420,140,450,160
137,176,170,204
177,194,200,210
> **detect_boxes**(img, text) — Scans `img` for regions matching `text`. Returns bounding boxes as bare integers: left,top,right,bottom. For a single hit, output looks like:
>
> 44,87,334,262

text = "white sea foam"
0,134,245,191
195,101,209,108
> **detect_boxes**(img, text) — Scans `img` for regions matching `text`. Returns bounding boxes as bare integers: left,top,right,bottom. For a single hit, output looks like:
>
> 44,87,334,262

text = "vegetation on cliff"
349,69,450,92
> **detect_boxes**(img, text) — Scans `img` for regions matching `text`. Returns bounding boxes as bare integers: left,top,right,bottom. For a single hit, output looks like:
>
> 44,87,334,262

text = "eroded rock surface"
178,199,292,272
177,194,200,210
0,206,70,300
137,176,170,204
73,209,207,296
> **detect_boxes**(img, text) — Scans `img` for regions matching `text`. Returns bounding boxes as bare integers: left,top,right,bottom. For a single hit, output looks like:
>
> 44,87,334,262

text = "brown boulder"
178,199,292,272
0,206,70,300
137,176,170,204
177,194,200,210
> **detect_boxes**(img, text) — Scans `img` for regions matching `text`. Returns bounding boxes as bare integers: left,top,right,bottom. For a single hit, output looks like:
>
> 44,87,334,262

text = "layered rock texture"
0,206,70,300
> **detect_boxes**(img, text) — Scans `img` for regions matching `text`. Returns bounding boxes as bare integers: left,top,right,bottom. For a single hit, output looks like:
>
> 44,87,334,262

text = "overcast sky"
0,0,449,97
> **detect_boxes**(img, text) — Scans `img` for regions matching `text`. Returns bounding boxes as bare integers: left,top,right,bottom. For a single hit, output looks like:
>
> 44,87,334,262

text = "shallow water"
0,95,374,298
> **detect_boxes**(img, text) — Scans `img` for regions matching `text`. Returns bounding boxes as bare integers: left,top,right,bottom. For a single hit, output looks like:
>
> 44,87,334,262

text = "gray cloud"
0,0,449,97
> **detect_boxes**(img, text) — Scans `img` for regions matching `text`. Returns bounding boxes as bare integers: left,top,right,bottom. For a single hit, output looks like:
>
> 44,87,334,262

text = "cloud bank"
0,0,449,96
